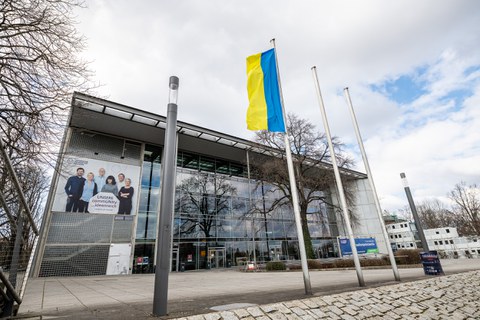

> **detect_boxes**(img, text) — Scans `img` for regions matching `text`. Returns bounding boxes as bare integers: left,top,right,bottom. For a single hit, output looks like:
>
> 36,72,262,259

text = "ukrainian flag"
246,48,286,132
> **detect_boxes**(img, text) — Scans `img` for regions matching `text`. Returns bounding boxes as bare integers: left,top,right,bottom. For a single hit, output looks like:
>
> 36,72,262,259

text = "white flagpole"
271,38,312,295
343,87,401,281
311,66,365,287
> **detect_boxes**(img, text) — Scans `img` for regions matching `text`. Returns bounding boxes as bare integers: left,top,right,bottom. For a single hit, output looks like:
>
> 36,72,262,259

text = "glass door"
208,247,226,269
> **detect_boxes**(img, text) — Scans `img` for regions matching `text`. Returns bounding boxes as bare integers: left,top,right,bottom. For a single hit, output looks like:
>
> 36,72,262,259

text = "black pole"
400,173,429,251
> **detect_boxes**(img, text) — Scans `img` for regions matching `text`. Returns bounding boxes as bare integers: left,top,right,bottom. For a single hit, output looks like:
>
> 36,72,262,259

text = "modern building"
32,92,388,277
385,222,480,259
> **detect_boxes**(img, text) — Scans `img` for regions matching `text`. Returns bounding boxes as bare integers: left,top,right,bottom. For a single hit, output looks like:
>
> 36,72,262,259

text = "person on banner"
78,172,98,213
95,167,107,191
101,175,119,197
118,178,134,215
64,167,86,212
117,173,126,189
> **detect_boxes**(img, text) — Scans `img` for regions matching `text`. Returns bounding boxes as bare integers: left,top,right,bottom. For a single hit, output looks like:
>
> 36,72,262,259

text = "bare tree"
449,182,480,236
417,199,456,229
0,0,93,267
250,113,356,259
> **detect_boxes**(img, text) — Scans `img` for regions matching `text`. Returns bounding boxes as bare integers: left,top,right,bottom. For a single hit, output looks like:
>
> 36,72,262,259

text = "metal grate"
39,245,109,277
40,212,133,277
68,129,141,165
47,213,114,244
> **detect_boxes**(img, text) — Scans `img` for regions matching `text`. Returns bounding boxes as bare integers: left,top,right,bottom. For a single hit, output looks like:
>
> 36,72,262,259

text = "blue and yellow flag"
246,48,285,132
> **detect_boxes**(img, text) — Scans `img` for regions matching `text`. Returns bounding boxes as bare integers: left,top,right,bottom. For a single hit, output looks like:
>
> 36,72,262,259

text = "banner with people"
52,156,141,215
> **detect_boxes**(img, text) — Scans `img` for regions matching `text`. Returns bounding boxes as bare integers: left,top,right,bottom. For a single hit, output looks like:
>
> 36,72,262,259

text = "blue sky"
75,0,480,212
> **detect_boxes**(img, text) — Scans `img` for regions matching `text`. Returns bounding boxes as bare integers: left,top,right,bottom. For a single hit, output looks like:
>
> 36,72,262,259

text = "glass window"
199,156,216,173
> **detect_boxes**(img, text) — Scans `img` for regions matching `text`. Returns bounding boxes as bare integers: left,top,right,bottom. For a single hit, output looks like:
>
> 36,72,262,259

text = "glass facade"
133,144,340,273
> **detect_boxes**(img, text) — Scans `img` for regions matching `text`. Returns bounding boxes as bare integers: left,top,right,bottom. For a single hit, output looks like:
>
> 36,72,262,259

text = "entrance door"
208,247,226,269
171,249,179,272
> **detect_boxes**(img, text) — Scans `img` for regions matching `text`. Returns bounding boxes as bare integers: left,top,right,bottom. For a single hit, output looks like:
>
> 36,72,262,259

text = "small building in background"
385,220,480,259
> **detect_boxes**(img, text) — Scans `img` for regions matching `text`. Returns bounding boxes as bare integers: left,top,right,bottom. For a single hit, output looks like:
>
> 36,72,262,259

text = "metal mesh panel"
47,213,114,244
40,212,133,277
68,129,141,165
39,245,109,277
112,216,134,242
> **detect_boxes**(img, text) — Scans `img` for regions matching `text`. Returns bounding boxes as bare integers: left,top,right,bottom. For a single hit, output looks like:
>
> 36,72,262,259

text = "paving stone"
307,297,328,307
289,307,307,316
324,312,341,320
266,312,288,320
284,314,302,320
246,306,265,318
204,314,221,320
381,312,402,320
341,306,358,316
233,308,251,318
326,305,344,316
219,311,239,320
308,308,328,318
261,304,279,314
301,299,318,308
283,300,309,310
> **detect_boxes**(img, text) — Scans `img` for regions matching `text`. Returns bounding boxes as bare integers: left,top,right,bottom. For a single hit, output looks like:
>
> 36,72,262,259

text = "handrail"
0,268,22,305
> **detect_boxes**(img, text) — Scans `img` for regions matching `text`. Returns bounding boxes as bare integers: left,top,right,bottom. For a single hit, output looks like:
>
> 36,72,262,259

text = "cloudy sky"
75,0,480,212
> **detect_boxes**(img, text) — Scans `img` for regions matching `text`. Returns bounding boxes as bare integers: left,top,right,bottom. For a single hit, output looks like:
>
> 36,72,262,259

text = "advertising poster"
339,237,379,256
52,156,140,215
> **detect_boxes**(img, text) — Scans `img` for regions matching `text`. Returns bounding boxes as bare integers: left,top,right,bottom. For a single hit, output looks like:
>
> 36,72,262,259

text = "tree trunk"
300,209,315,259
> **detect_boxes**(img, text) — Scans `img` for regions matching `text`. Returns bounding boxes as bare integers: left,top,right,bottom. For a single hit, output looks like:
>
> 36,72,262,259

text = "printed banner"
52,156,140,215
339,237,379,256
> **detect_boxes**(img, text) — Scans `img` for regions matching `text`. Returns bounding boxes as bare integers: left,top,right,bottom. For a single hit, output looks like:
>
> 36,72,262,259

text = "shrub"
360,258,388,267
394,249,422,264
334,259,355,268
307,259,334,269
266,261,286,271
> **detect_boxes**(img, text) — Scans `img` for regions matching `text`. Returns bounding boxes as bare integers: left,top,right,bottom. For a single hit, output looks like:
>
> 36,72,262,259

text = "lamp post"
153,76,179,316
400,173,429,251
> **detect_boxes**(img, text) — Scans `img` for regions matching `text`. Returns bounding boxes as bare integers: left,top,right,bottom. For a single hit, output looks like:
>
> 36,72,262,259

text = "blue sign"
420,251,444,276
339,237,379,256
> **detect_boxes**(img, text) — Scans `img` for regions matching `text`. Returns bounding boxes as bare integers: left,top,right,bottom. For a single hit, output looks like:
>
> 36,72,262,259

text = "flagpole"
343,87,401,281
311,66,365,287
271,38,312,295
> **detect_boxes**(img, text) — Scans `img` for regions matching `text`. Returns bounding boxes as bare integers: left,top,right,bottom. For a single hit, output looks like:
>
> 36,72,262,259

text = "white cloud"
75,0,480,211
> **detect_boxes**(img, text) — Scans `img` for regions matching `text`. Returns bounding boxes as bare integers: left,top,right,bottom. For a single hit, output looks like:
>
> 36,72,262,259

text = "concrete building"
32,92,388,277
386,222,480,259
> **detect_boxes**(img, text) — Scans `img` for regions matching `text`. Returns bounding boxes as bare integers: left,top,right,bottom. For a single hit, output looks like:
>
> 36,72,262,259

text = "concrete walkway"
17,259,480,319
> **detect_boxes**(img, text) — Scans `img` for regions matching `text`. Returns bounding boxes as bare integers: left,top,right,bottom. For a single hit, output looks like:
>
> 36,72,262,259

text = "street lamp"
400,173,429,251
153,76,180,316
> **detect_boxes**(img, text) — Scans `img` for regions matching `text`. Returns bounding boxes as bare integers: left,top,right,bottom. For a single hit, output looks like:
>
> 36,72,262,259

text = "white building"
385,222,480,259
386,221,418,250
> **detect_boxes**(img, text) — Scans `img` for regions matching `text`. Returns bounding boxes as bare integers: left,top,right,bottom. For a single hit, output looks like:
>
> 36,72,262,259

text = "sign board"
420,251,444,276
339,237,379,256
106,243,131,275
89,192,120,214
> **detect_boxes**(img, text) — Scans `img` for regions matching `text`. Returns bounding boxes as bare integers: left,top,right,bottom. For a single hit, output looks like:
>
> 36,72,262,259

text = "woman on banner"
118,178,134,215
101,175,119,196
78,172,98,213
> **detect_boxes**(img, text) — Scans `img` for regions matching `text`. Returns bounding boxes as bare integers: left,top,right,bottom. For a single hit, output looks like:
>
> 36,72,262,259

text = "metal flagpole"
311,67,365,287
271,38,312,295
246,149,257,269
343,87,401,281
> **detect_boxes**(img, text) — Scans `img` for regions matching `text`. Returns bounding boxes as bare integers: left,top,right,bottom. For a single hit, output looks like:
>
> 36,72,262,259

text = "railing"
0,136,39,317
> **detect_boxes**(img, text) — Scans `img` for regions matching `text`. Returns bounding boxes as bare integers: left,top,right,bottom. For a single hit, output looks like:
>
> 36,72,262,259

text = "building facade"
32,92,388,277
386,222,480,259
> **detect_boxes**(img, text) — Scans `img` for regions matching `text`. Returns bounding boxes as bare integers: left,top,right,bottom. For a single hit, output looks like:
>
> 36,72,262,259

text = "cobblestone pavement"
172,270,480,320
